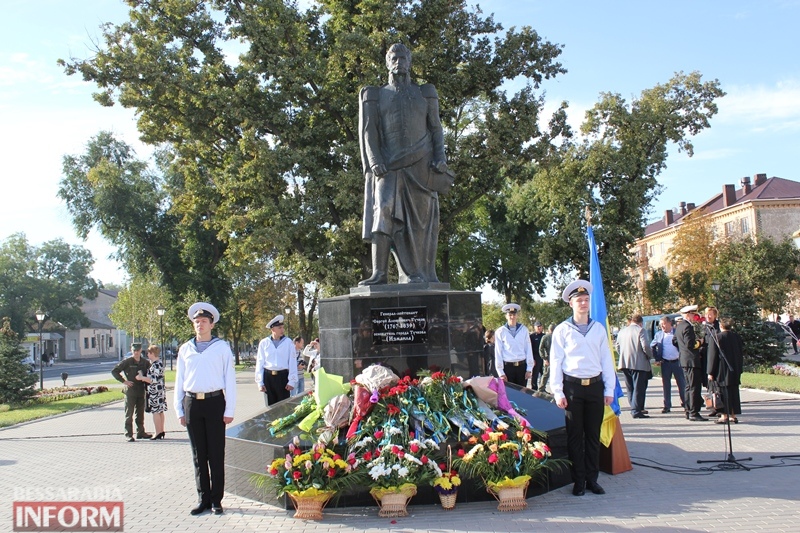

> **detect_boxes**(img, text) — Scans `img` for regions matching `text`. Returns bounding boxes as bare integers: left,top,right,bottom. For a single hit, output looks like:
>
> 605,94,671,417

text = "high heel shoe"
151,432,166,440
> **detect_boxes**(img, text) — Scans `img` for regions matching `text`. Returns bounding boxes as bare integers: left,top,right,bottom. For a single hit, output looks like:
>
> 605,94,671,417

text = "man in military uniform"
359,43,451,285
111,342,151,441
675,304,708,421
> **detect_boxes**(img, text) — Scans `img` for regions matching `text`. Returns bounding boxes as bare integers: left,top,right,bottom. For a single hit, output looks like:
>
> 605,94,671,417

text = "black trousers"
184,394,226,506
264,369,290,406
563,380,605,485
503,362,527,387
683,366,703,416
124,390,146,438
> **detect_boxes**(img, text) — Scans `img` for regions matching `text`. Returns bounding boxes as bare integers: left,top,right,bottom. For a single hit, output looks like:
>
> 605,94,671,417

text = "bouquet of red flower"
253,436,366,498
350,432,442,494
454,427,562,491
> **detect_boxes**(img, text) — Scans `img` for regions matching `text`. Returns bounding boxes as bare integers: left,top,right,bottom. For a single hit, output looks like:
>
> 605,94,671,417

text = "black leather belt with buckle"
269,369,288,376
563,374,602,386
186,390,223,400
505,361,523,367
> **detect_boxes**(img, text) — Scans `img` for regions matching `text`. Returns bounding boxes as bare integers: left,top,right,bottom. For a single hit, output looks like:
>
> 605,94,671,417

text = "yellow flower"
488,443,498,452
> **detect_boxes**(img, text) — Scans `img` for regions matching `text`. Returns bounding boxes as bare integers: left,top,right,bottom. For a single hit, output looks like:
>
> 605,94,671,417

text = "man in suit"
615,313,653,419
675,305,707,421
529,321,545,389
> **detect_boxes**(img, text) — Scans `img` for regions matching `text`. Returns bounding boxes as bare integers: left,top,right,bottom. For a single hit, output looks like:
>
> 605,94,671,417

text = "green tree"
509,72,724,299
667,207,716,277
713,236,800,317
672,270,708,307
59,133,229,308
0,234,97,337
644,267,673,313
109,270,172,346
715,283,783,366
0,317,38,405
59,0,567,296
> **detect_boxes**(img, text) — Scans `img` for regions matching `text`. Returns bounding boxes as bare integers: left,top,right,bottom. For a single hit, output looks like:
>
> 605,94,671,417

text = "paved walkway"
2,370,799,532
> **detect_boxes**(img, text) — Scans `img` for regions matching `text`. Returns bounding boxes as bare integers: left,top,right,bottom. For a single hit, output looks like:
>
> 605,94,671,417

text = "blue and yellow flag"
587,225,625,419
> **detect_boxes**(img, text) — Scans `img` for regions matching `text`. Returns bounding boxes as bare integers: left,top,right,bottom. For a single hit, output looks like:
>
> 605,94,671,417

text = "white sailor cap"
679,304,698,314
267,315,285,329
187,302,220,323
562,280,592,303
501,303,521,313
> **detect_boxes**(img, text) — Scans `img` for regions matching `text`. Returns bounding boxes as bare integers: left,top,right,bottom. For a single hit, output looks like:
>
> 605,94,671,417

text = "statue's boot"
358,234,390,286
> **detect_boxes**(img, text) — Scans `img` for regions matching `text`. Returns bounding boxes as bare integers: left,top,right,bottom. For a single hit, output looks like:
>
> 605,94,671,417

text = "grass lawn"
0,390,123,428
740,372,800,394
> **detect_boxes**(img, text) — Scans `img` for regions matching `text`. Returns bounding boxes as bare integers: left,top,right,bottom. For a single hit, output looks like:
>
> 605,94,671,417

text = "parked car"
764,321,790,349
21,355,36,372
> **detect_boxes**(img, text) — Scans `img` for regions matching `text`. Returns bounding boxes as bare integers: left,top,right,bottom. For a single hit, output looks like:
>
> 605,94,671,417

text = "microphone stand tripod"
696,323,751,471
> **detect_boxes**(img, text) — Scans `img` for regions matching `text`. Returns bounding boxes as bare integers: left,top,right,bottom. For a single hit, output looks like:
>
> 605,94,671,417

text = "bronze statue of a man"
359,43,452,286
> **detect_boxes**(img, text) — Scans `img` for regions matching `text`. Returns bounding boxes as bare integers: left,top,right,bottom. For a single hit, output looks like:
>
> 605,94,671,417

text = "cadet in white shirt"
175,302,237,516
550,280,615,497
255,314,297,406
494,303,534,387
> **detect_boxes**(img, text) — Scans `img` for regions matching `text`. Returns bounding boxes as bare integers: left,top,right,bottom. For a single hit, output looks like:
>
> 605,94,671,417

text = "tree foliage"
0,317,38,405
508,72,724,299
643,267,674,313
59,132,229,307
58,0,569,303
714,236,800,317
109,270,172,346
667,207,717,276
0,234,97,337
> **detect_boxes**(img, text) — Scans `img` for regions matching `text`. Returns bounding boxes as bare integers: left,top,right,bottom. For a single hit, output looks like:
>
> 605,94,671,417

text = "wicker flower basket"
371,485,417,517
286,490,336,520
437,491,457,510
487,479,529,512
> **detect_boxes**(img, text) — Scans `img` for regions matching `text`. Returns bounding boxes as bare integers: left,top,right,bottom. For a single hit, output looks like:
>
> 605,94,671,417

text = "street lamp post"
156,305,166,370
35,310,45,390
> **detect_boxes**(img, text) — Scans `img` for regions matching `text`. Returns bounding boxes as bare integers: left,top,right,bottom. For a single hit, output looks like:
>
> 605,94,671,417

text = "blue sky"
2,1,799,290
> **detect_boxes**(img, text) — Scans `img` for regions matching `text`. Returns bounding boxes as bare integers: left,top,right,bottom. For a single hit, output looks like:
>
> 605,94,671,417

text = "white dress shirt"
494,323,534,376
651,330,680,361
254,336,298,389
549,319,617,402
174,337,237,419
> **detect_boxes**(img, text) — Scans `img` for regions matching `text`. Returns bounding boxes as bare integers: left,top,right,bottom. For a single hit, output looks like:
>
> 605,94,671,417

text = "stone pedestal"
317,285,484,382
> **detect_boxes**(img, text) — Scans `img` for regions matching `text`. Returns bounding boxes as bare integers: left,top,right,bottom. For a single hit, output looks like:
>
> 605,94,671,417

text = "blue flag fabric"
587,225,625,416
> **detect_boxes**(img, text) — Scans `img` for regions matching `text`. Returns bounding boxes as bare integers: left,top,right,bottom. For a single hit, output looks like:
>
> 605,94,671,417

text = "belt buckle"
581,378,590,386
513,362,520,367
271,370,278,376
196,392,205,400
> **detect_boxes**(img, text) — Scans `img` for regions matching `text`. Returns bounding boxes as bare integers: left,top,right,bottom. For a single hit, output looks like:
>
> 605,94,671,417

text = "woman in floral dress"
136,345,167,439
